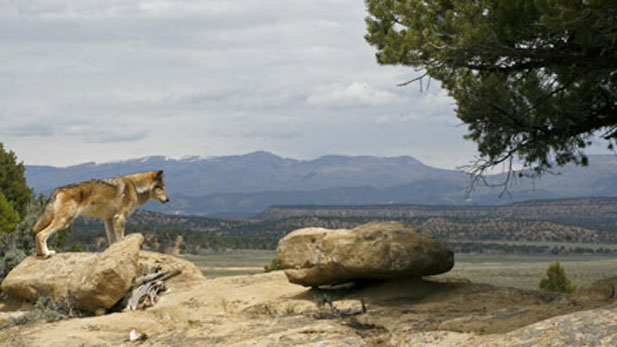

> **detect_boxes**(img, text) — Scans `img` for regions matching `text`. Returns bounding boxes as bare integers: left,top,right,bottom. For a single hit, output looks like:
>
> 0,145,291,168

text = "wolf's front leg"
112,215,126,243
104,218,117,245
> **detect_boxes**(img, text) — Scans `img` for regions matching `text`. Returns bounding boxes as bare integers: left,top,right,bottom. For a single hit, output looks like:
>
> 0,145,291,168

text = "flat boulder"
2,234,144,313
277,221,454,286
1,253,97,305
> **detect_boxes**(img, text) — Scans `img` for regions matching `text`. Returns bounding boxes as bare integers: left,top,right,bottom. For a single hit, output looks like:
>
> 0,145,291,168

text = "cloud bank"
0,0,478,169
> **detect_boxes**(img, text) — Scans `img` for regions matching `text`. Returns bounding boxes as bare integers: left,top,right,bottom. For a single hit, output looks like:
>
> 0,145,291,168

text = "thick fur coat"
32,170,169,257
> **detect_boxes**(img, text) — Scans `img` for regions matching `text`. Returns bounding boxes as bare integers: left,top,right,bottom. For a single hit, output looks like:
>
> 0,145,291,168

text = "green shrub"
0,197,46,282
2,295,89,330
5,297,67,328
0,249,26,281
69,242,84,252
264,257,283,273
0,195,45,257
539,261,576,293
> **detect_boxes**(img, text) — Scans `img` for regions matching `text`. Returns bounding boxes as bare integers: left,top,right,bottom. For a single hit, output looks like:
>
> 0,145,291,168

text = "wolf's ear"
155,170,164,181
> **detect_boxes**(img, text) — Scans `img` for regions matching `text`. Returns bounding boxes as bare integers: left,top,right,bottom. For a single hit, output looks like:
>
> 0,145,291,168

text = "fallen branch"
124,268,182,311
134,268,181,288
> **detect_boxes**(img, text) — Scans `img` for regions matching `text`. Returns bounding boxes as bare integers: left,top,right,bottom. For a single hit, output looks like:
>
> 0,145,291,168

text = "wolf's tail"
32,194,56,234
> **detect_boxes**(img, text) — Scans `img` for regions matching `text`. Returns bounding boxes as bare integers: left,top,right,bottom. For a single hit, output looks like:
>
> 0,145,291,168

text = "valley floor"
185,250,617,291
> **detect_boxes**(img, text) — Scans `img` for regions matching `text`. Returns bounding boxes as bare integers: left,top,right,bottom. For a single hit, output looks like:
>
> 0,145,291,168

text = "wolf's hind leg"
35,219,70,258
33,192,78,257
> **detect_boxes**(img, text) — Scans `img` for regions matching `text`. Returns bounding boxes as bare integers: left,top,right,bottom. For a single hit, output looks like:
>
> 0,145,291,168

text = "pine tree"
539,261,576,293
0,143,33,219
0,191,19,234
365,1,617,182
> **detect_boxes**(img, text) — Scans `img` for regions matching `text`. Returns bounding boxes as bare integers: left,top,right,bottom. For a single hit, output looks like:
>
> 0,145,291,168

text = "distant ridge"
25,152,617,217
258,197,617,226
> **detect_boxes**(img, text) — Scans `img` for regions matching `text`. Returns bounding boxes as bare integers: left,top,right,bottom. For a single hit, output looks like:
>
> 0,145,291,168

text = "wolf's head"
150,170,170,203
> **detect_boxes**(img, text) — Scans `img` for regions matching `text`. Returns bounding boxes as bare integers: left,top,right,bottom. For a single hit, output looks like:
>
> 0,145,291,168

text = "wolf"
32,170,170,258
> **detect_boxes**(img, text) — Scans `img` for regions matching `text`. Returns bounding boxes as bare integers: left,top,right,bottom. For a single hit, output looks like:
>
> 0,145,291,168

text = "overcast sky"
0,0,503,169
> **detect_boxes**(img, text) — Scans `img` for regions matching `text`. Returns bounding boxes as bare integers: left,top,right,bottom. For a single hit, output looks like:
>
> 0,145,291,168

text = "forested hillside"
57,197,617,256
260,197,617,228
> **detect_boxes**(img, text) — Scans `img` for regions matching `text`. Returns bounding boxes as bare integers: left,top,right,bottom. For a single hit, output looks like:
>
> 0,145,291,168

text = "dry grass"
183,250,276,278
184,251,617,291
440,254,617,290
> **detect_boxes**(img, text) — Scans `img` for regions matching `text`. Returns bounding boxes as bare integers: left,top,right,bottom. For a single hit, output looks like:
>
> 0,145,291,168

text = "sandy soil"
200,266,263,271
0,271,615,346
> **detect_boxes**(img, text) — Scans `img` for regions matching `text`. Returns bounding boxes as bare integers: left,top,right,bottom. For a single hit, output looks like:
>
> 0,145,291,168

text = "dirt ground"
0,271,615,346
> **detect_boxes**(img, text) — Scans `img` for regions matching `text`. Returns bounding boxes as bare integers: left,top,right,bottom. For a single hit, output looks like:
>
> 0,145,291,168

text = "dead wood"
123,268,182,311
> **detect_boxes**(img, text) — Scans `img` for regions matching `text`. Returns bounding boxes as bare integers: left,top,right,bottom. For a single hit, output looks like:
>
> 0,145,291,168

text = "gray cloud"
306,82,403,108
8,123,55,138
0,0,486,169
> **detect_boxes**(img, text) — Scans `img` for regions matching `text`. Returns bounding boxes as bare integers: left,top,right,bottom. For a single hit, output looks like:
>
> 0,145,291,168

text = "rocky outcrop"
0,234,204,313
392,304,617,346
277,221,454,286
2,269,617,346
68,234,143,312
0,253,98,305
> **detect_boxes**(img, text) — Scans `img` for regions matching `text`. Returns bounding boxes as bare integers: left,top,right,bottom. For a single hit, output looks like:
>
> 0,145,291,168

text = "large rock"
277,221,454,286
1,234,144,313
68,233,144,312
0,253,97,305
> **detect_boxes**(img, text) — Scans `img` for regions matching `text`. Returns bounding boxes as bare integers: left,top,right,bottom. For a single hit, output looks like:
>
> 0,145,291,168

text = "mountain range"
25,151,617,217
